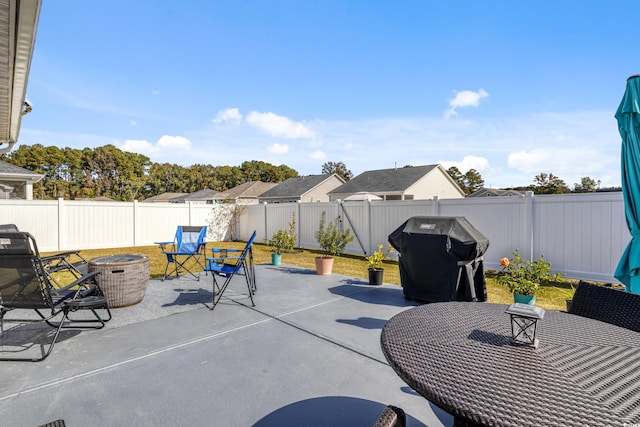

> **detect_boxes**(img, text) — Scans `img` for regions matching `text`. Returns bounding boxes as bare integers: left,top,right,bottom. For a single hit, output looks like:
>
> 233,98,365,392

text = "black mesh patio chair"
373,405,406,427
568,280,640,332
0,224,89,287
156,225,208,281
0,231,112,362
205,231,257,311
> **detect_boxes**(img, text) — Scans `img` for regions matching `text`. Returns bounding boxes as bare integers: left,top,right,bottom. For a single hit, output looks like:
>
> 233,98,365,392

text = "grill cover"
388,216,489,302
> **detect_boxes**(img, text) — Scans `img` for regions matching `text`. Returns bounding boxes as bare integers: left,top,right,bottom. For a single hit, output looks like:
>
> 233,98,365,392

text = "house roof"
467,188,525,197
329,165,439,194
259,174,341,199
0,0,41,154
215,181,278,200
141,192,188,202
169,189,219,202
0,159,43,181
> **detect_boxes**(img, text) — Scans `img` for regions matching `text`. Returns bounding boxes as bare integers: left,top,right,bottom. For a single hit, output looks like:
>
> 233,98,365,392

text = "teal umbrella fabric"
615,75,640,293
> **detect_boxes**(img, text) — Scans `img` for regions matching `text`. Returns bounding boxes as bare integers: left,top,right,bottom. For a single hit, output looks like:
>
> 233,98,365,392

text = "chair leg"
0,310,67,362
210,275,233,311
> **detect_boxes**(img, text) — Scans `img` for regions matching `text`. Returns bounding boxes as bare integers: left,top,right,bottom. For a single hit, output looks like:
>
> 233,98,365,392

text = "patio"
0,264,451,426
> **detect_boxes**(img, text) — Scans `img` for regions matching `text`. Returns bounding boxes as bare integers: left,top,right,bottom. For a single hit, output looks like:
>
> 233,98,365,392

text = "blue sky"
19,1,640,188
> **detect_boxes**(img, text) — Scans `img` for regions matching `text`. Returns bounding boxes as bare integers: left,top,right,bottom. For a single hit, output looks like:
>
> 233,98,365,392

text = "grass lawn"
45,242,577,311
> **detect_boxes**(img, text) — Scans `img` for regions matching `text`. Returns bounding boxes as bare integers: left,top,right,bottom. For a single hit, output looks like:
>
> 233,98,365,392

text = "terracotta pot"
368,268,384,285
314,257,334,275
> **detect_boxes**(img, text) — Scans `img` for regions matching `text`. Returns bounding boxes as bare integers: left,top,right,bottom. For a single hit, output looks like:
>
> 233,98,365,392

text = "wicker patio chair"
205,231,257,311
0,231,112,362
568,280,640,332
156,225,208,281
373,405,406,427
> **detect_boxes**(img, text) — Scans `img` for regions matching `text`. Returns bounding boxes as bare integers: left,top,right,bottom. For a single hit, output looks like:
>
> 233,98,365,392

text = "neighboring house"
0,160,43,200
0,0,41,155
467,188,525,198
140,192,188,203
259,174,345,204
214,181,278,204
328,164,465,201
169,189,219,204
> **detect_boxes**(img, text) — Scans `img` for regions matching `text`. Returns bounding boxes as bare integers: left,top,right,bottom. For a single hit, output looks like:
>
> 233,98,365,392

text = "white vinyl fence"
238,192,628,283
0,192,629,283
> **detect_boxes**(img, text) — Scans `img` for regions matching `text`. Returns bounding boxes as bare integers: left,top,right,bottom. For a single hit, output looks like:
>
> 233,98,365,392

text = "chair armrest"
56,271,101,293
155,241,174,251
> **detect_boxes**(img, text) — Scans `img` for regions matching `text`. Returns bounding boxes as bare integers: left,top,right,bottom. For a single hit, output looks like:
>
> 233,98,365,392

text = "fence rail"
0,192,629,283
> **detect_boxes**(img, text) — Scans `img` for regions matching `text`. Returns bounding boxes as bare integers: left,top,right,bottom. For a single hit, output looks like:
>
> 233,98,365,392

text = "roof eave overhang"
0,0,42,154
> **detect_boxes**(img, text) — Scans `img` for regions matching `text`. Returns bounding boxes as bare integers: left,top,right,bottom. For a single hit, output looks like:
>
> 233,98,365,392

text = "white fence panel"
0,200,60,251
298,203,339,250
136,202,192,246
533,193,627,282
439,196,528,271
62,200,134,250
240,204,266,242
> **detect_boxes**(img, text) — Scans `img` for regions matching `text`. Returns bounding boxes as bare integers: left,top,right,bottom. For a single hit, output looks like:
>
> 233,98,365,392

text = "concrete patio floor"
0,264,453,427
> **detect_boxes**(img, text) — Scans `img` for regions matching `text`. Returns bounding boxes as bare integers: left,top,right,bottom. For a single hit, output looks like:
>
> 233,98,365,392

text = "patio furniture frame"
0,231,112,362
156,225,208,281
205,231,257,311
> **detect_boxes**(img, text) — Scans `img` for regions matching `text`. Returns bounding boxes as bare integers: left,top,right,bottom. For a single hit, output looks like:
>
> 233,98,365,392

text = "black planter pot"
368,268,384,286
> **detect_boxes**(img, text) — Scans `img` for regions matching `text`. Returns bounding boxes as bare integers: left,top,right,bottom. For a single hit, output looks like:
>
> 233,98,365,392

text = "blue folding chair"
156,225,208,281
205,231,257,311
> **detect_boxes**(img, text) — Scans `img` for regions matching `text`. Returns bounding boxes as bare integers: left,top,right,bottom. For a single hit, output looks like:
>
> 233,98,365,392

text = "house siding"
405,167,465,199
301,175,344,202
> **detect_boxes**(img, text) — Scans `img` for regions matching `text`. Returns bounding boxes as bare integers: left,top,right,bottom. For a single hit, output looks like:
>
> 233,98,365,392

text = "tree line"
1,144,298,201
0,143,616,201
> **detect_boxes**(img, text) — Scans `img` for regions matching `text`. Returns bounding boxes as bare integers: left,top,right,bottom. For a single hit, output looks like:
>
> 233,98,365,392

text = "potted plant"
365,244,393,285
264,213,297,266
314,211,354,275
264,230,288,266
497,249,563,305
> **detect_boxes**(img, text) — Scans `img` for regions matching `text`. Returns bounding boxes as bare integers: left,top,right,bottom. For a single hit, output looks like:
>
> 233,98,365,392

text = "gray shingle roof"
216,181,278,199
170,189,219,202
0,160,42,176
329,165,438,194
259,174,335,198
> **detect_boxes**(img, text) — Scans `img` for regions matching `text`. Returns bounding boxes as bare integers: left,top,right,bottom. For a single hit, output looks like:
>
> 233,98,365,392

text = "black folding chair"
205,231,257,311
0,224,89,287
0,231,112,362
156,225,208,281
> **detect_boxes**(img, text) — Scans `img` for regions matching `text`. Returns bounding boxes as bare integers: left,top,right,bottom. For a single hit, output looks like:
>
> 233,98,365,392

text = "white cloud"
246,111,316,138
507,147,616,184
151,89,160,96
157,135,191,150
129,120,137,126
445,89,489,118
213,108,243,125
121,139,158,155
439,155,490,173
268,143,289,154
310,150,325,160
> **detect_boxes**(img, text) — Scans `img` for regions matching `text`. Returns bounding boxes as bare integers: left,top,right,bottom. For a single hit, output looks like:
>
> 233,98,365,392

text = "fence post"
432,195,440,216
296,201,301,249
133,200,139,247
57,198,64,251
263,202,268,241
523,191,534,261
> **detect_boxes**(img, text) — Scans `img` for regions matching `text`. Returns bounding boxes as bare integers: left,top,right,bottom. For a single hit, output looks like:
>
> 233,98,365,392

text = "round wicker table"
381,302,640,427
88,254,150,308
